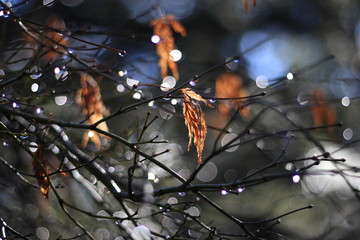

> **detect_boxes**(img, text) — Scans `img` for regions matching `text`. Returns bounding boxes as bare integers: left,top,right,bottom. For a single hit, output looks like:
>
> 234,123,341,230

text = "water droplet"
292,175,300,183
118,50,127,57
30,66,42,79
171,99,177,105
31,83,39,92
0,2,11,18
36,107,44,114
286,72,294,80
133,92,141,100
12,102,19,108
151,35,161,44
55,67,68,81
341,96,350,107
189,80,196,86
148,100,155,107
178,192,186,196
237,187,245,193
221,190,228,195
0,10,10,18
54,67,61,74
116,84,125,92
67,48,74,54
2,141,9,146
126,77,139,87
55,96,67,106
343,128,353,140
256,75,268,89
226,57,240,71
118,69,127,77
169,49,182,62
209,98,216,103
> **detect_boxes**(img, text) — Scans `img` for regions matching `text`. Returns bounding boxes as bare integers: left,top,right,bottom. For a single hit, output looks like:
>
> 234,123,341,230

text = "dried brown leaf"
181,88,212,164
76,73,110,149
151,15,186,80
33,146,50,199
215,73,250,120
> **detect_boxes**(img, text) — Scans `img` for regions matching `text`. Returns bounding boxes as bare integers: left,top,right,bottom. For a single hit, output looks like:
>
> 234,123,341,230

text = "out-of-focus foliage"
0,0,360,240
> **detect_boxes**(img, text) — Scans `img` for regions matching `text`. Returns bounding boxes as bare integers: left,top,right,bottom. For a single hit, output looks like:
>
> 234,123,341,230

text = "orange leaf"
33,146,50,199
76,73,110,149
180,88,212,164
215,73,250,120
151,15,186,80
311,89,337,137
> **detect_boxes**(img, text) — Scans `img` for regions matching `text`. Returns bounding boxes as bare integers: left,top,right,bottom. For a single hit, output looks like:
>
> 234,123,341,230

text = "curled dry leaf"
215,72,250,120
33,146,50,199
181,88,213,164
76,73,110,149
243,0,257,12
311,89,337,136
23,15,68,62
151,15,187,80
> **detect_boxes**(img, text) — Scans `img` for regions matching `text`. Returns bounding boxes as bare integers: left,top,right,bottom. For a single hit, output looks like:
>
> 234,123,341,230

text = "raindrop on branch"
30,66,42,79
118,50,127,57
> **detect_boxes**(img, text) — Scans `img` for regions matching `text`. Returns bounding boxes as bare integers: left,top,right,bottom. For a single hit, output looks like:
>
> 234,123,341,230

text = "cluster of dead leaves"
243,0,257,12
311,89,337,136
215,72,250,120
23,15,68,62
76,73,110,149
181,88,213,164
151,15,187,80
33,145,50,199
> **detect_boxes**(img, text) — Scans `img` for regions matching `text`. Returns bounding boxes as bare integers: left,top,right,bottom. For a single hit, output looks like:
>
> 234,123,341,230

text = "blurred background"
1,0,360,239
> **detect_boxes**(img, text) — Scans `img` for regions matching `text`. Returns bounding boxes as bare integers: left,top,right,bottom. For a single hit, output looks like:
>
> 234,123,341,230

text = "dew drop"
343,128,353,140
286,72,294,80
178,192,186,196
209,98,216,103
118,69,127,77
151,35,161,44
116,84,125,92
237,187,245,193
36,107,44,114
221,190,228,195
12,102,19,108
189,80,196,86
118,50,127,57
30,66,42,79
169,49,182,62
341,96,350,107
31,83,39,92
292,175,300,183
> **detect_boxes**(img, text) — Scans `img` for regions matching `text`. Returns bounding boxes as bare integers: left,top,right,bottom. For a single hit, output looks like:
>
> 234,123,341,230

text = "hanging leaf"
76,73,110,149
242,0,257,12
151,15,187,80
311,89,337,136
33,145,50,199
180,88,212,164
215,72,250,120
